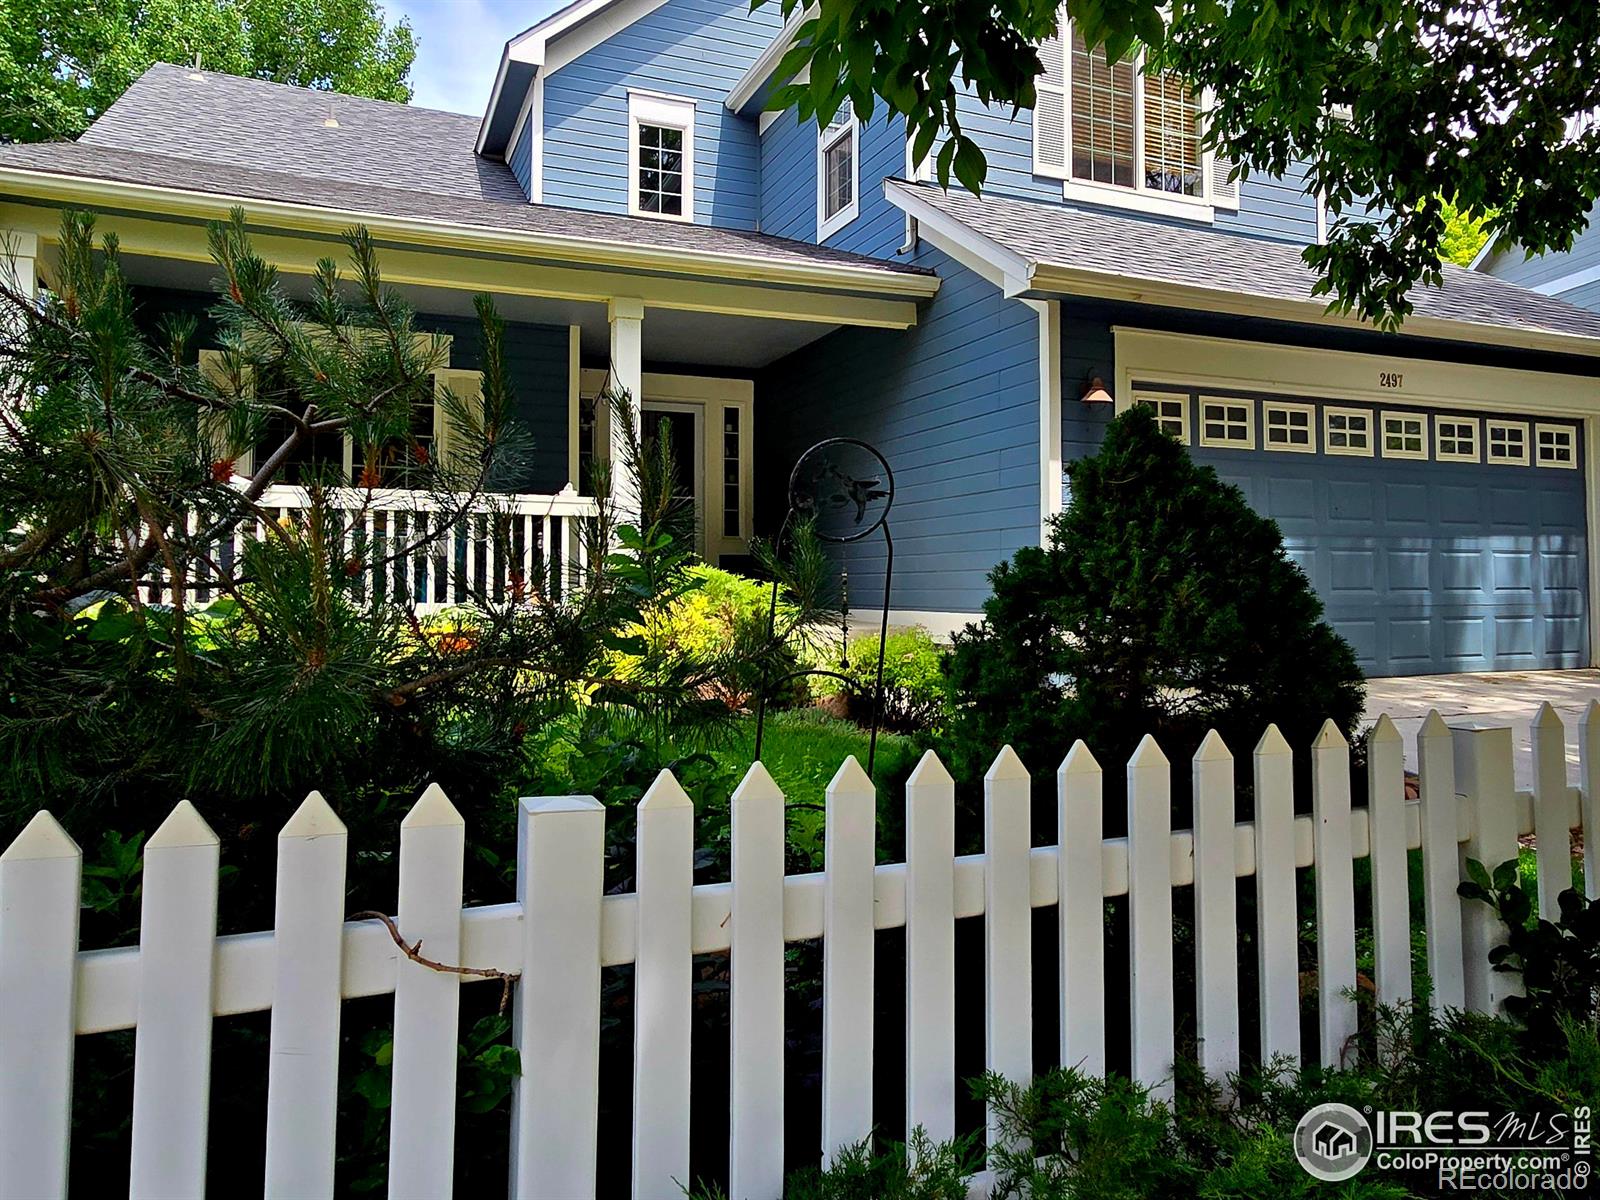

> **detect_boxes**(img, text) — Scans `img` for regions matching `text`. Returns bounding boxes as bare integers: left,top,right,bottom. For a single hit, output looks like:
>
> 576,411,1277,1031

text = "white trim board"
1113,327,1600,419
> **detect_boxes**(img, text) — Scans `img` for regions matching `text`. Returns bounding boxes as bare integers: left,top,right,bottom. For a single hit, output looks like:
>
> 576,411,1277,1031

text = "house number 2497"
1379,371,1404,389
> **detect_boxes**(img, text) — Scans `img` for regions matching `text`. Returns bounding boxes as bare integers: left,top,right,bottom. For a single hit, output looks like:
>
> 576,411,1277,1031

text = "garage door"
1140,388,1589,677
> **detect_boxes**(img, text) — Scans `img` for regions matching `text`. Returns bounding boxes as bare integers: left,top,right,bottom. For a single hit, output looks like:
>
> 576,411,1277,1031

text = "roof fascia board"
1525,260,1600,297
1027,261,1600,360
0,166,938,299
544,0,671,77
884,181,1031,292
727,8,808,114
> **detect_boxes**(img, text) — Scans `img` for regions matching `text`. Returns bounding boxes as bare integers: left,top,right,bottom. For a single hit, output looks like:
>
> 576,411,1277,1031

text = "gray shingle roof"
0,139,929,282
81,64,523,204
890,180,1600,343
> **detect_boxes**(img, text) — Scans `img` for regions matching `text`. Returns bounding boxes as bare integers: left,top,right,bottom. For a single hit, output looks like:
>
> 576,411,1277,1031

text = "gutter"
0,166,940,300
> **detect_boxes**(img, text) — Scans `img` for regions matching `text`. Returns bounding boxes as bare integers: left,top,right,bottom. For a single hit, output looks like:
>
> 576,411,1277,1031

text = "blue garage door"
1153,388,1589,677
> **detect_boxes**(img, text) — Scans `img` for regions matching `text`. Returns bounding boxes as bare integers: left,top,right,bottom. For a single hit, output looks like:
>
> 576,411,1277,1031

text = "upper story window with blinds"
1035,13,1238,219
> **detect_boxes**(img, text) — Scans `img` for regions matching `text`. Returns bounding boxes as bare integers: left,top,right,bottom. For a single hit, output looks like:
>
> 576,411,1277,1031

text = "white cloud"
382,0,564,116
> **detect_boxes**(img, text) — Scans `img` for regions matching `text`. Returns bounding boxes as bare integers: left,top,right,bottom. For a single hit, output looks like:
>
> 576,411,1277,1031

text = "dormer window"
629,92,695,221
816,102,859,241
1034,17,1238,218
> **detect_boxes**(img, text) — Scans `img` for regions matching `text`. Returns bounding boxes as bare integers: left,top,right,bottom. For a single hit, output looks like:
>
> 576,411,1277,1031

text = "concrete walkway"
1362,669,1600,791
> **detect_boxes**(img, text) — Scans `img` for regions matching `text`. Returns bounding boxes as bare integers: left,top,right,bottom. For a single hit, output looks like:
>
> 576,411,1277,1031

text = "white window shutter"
1200,88,1240,210
197,349,254,478
433,368,485,473
1033,7,1068,177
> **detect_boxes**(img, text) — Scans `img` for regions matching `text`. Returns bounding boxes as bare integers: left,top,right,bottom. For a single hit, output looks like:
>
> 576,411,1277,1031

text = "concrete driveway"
1362,669,1600,791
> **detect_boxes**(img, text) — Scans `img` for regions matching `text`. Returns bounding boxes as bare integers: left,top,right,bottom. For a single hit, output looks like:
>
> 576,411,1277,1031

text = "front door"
642,402,702,549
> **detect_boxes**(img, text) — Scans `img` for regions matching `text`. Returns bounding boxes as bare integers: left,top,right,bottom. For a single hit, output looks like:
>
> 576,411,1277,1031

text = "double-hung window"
629,92,694,221
816,103,858,240
1034,14,1238,216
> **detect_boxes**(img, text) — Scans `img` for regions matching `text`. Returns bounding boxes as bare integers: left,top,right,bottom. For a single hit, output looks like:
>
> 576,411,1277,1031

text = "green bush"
943,405,1365,791
831,626,950,733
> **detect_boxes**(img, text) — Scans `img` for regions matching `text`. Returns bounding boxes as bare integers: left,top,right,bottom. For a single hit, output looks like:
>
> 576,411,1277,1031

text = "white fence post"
1192,730,1239,1088
510,796,605,1200
822,758,876,1164
1311,721,1357,1069
1058,742,1104,1077
265,793,348,1199
984,746,1032,1160
1530,703,1571,919
1252,725,1299,1066
1453,723,1521,1016
0,813,81,1200
729,762,786,1200
905,750,956,1149
129,801,220,1200
1127,735,1174,1102
1418,711,1465,1012
1582,701,1600,901
389,785,467,1196
633,771,694,1197
1366,714,1412,1009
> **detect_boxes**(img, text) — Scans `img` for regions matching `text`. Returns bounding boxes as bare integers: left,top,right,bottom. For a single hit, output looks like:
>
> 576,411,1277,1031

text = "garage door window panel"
1486,420,1530,466
1536,424,1578,469
1381,412,1428,460
1263,401,1315,452
1325,407,1373,457
1199,397,1254,448
1436,417,1480,463
1134,391,1189,442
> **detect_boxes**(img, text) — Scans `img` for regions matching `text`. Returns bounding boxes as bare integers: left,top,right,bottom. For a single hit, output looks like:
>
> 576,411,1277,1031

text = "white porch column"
607,297,644,523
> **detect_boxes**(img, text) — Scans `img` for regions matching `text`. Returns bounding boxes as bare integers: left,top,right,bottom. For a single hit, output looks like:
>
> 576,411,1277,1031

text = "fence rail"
2,702,1596,1198
140,483,599,608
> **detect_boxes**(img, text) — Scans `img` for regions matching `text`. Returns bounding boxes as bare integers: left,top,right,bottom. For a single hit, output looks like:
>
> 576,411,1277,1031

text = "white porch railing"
0,702,1593,1197
141,483,600,608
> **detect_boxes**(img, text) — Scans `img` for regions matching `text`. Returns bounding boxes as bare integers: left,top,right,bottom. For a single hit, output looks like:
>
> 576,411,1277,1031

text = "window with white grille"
1324,407,1372,456
1486,420,1529,466
1134,392,1188,442
1381,412,1427,460
816,104,858,240
1536,423,1577,468
1262,402,1315,452
1199,397,1253,448
1435,417,1480,463
629,92,694,221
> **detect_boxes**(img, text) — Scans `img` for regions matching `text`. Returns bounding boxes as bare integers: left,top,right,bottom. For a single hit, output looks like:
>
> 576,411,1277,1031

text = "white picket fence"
141,483,599,608
1,703,1596,1198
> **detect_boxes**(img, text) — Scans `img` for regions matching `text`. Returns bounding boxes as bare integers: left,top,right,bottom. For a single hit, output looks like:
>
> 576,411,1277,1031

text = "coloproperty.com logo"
1293,1103,1594,1191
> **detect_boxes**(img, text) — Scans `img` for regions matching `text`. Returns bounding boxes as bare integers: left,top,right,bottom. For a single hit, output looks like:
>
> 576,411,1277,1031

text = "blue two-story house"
5,0,1600,677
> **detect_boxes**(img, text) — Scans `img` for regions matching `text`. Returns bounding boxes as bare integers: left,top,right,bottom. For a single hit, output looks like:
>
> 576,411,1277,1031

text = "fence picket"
1366,715,1412,1009
1530,703,1571,920
265,794,348,1198
389,785,467,1196
1058,742,1105,1077
1127,735,1174,1101
905,751,956,1148
1418,712,1465,1012
822,757,876,1164
729,762,786,1200
1311,721,1357,1069
1192,730,1239,1087
984,746,1033,1158
129,802,220,1200
1453,724,1521,1016
1252,725,1299,1065
509,796,605,1199
0,813,81,1200
632,771,694,1197
1584,702,1600,901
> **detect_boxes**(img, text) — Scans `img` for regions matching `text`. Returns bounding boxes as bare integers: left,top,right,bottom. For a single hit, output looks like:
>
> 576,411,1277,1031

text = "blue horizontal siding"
757,248,1040,615
759,108,813,240
824,111,910,259
509,116,533,197
540,0,781,229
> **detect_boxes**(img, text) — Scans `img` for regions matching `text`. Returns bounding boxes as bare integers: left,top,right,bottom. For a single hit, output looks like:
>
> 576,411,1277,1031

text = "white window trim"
1133,389,1189,443
816,110,860,242
1261,400,1317,453
1323,406,1374,458
1380,411,1429,461
1485,419,1530,467
627,90,695,222
1043,18,1226,221
1434,415,1481,464
1535,422,1579,469
1197,395,1255,449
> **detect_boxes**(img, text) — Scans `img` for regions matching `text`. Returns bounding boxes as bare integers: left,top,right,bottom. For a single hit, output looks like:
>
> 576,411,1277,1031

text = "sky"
380,0,565,117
